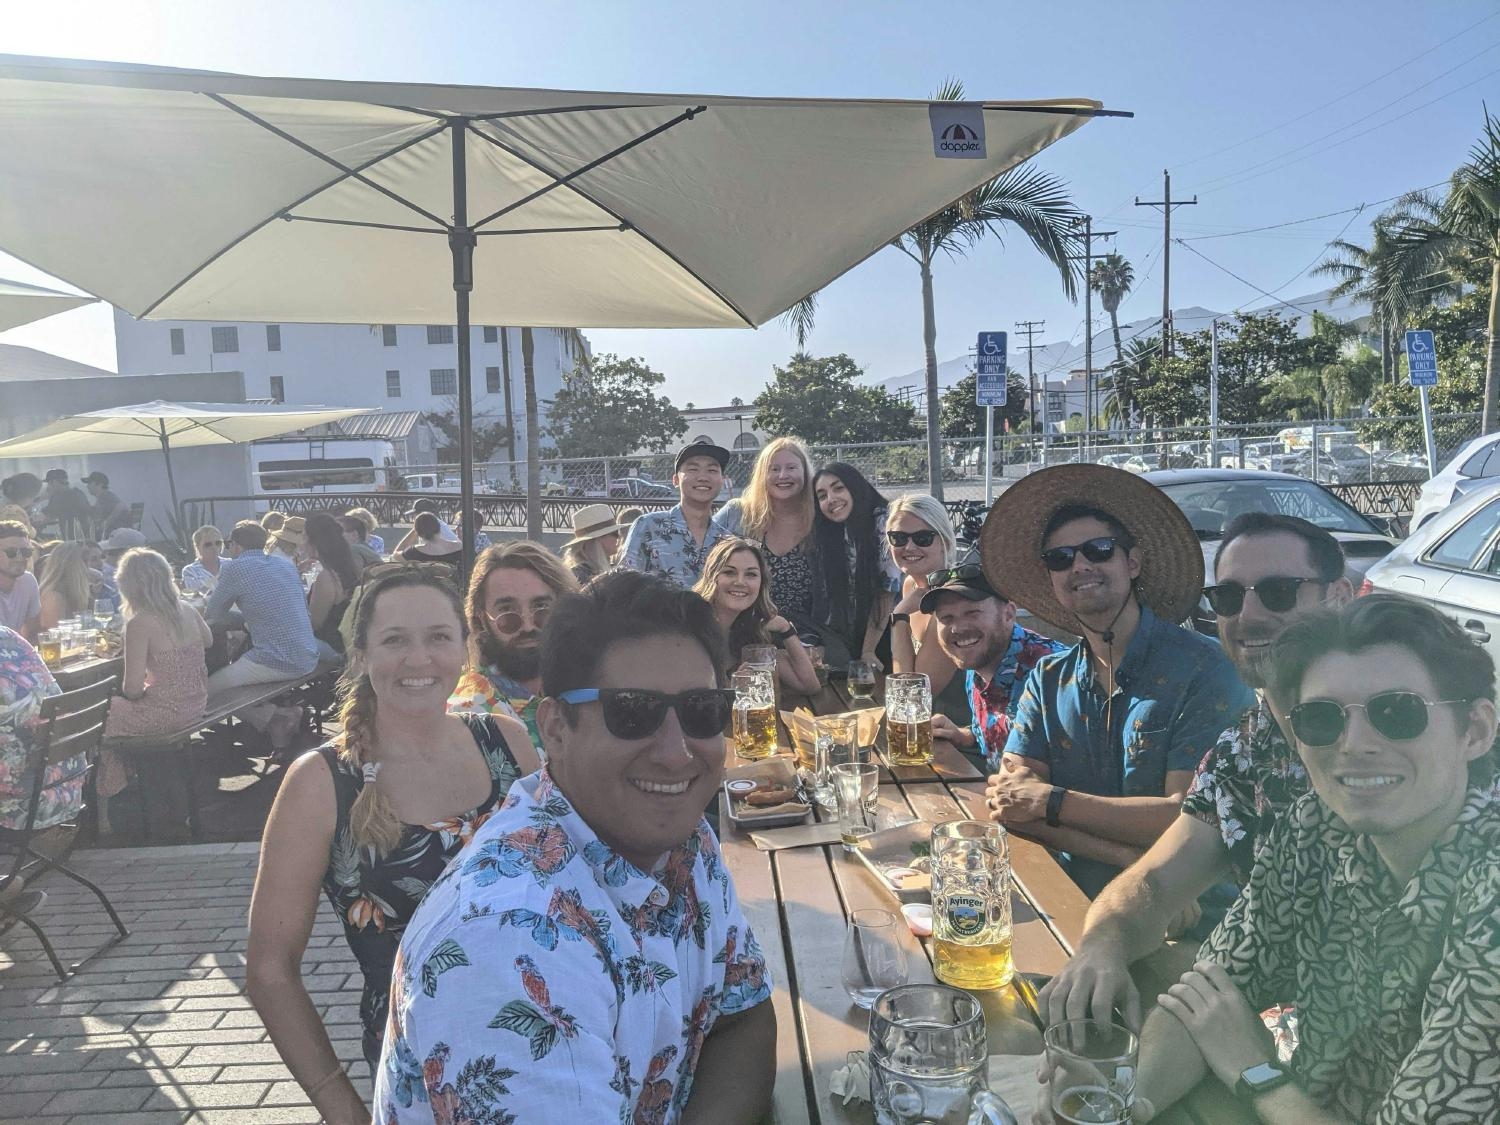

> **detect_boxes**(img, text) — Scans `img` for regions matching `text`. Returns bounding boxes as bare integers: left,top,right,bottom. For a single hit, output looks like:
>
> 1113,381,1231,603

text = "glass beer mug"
868,984,1019,1125
732,669,777,761
885,672,933,766
930,820,1014,991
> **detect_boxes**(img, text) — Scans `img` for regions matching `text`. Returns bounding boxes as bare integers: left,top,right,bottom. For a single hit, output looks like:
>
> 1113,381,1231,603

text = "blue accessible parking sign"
1406,330,1437,387
976,332,1007,406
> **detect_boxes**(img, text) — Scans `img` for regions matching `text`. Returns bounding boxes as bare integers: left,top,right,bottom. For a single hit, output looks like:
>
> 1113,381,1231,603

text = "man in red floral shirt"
923,563,1065,773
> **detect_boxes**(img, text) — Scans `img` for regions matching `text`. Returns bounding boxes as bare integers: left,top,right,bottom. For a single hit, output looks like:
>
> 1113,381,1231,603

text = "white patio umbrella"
0,54,1125,559
0,276,97,332
0,400,372,519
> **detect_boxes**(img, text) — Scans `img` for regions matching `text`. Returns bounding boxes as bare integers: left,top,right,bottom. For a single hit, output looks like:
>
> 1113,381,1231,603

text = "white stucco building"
113,311,585,454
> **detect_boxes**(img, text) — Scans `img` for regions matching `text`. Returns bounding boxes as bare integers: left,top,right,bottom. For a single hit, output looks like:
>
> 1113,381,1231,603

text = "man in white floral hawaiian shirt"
618,442,733,587
376,570,774,1124
1040,513,1351,1029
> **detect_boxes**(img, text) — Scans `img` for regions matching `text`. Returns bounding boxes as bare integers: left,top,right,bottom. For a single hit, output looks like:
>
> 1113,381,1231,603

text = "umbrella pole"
158,430,183,543
450,118,478,575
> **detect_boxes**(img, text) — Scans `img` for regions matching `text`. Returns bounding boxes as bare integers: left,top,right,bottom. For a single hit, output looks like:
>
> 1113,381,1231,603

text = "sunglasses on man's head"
1040,536,1121,572
1287,691,1469,747
367,560,456,581
1,547,34,560
557,687,736,740
1204,577,1322,616
926,562,984,587
887,529,938,548
486,604,552,636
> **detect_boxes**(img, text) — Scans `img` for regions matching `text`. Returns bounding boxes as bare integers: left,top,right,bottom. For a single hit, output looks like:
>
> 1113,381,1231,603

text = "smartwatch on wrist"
1235,1061,1291,1102
1045,785,1068,827
890,612,911,628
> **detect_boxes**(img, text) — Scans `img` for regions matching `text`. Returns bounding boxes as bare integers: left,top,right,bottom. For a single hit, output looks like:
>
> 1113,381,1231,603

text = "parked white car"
1410,431,1500,531
1363,480,1500,669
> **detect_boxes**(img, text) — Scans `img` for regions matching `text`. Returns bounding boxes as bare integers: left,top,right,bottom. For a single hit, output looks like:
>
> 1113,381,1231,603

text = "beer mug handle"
968,1090,1020,1125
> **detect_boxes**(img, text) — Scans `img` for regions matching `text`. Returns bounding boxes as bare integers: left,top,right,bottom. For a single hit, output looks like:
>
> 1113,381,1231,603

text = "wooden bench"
102,658,344,840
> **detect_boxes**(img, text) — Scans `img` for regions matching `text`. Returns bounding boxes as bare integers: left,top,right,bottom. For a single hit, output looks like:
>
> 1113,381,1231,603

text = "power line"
1174,239,1319,316
1178,181,1449,241
1136,170,1197,357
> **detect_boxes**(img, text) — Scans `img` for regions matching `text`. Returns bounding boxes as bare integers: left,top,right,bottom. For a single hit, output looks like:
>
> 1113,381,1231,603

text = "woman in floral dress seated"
247,566,536,1124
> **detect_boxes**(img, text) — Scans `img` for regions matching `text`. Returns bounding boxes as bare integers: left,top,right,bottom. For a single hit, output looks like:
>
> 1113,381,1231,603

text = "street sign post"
1406,330,1439,479
977,332,1007,504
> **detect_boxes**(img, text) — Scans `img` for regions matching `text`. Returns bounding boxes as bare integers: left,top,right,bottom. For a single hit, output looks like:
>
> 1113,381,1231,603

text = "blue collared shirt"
619,504,732,588
1004,603,1255,894
204,550,320,677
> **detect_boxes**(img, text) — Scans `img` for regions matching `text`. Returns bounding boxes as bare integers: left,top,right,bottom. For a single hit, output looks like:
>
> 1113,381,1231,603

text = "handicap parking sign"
1406,329,1437,387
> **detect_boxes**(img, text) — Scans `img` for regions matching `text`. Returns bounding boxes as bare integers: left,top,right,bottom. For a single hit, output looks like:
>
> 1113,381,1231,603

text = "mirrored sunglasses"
557,687,736,740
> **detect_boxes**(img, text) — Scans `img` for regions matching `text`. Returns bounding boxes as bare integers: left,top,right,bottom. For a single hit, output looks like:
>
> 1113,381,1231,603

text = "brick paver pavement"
0,842,370,1123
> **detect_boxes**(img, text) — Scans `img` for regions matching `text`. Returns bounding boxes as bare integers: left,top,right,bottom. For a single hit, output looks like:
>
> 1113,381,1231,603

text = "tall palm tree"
1089,253,1135,424
782,79,1081,498
1313,227,1407,384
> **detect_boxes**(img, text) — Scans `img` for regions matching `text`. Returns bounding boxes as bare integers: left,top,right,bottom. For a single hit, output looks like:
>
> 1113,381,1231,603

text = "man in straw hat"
978,465,1254,895
559,503,628,584
619,441,733,587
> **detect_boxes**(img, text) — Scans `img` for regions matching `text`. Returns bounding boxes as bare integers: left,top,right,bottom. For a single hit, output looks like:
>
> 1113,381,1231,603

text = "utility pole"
1063,217,1116,453
1015,318,1045,466
1135,169,1197,359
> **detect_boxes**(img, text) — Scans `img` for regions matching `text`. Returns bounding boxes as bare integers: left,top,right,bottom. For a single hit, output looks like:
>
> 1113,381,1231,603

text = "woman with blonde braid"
247,568,535,1122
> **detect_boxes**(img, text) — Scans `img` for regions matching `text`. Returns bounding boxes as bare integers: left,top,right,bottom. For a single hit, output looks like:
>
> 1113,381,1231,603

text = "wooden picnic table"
718,670,1248,1125
50,653,123,692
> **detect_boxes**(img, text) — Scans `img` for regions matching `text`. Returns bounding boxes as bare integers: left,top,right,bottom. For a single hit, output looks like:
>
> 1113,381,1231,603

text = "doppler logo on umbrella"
928,103,987,159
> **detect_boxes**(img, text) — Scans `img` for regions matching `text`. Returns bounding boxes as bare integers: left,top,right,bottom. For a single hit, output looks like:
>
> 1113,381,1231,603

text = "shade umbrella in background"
0,400,372,520
0,54,1125,563
0,276,97,332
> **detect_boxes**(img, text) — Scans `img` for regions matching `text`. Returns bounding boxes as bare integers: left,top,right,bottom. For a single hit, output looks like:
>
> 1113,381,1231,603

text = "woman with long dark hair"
812,462,900,667
694,536,820,693
303,512,360,658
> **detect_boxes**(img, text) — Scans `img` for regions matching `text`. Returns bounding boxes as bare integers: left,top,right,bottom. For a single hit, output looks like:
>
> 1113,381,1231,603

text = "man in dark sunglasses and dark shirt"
377,570,774,1124
977,466,1254,897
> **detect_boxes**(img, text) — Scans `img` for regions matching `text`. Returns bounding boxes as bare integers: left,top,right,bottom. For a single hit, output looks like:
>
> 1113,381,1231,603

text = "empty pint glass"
1044,1020,1138,1125
868,984,1018,1125
885,673,933,766
930,819,1013,990
732,669,777,761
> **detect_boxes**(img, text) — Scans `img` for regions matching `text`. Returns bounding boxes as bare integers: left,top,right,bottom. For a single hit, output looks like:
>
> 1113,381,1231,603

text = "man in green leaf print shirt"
977,466,1255,896
376,571,774,1125
1132,596,1500,1124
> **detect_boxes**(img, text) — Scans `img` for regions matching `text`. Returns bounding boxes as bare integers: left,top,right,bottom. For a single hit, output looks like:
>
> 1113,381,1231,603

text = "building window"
386,370,401,398
427,325,454,345
169,327,185,356
266,324,281,352
269,376,285,403
486,366,501,394
382,324,398,347
733,432,760,451
430,368,457,396
483,326,498,343
211,326,239,353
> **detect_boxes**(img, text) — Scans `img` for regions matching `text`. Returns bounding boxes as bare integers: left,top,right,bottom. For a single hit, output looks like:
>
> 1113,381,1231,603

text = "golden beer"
733,703,778,760
933,924,1015,990
38,636,62,667
887,716,934,766
931,819,1013,989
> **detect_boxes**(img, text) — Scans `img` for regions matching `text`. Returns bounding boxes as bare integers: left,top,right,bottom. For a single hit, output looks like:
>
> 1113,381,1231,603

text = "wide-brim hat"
100,527,147,552
273,515,307,549
979,464,1203,633
562,503,628,549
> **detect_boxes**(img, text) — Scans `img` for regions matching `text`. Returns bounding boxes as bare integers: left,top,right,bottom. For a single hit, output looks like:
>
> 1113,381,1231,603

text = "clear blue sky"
2,0,1495,405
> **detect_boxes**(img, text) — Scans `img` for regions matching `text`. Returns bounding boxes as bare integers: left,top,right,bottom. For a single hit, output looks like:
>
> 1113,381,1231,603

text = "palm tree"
782,79,1081,498
1313,227,1409,384
1089,253,1135,424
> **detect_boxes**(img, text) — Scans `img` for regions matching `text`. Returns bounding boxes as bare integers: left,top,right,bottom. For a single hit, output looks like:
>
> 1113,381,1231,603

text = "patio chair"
0,677,128,980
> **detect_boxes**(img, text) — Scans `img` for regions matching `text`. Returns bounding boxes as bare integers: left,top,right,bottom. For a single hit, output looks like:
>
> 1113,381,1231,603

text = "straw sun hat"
979,464,1204,634
562,504,628,550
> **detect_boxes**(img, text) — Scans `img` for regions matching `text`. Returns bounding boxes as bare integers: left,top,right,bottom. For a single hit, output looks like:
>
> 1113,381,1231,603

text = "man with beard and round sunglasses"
978,466,1254,898
1119,594,1500,1124
447,541,579,753
1039,512,1351,1030
377,570,774,1124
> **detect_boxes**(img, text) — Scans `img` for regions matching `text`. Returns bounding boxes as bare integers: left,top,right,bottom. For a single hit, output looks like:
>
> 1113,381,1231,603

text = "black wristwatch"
1045,785,1068,827
770,626,798,647
890,612,911,628
1236,1061,1291,1102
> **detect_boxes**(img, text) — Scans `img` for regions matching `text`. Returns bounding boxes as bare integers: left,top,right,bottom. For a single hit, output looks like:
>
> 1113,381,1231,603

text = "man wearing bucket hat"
978,465,1254,896
559,503,628,584
619,441,733,587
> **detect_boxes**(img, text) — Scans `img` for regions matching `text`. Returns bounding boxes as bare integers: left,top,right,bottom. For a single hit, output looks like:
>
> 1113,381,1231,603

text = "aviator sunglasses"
1040,536,1121,572
1203,577,1323,616
887,529,939,549
1287,691,1470,747
1,547,34,560
557,687,736,740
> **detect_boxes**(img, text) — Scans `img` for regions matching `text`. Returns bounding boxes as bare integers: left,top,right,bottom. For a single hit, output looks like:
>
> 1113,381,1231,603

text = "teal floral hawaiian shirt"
374,769,772,1124
619,505,732,588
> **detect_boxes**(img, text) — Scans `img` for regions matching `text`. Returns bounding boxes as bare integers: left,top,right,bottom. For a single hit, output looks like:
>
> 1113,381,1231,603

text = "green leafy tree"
545,353,687,458
425,405,512,464
938,372,1030,437
752,353,920,445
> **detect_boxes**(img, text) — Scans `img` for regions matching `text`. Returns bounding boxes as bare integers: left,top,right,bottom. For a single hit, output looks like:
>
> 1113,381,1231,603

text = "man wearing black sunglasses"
1125,595,1500,1124
379,571,774,1123
1041,513,1351,1031
0,520,41,643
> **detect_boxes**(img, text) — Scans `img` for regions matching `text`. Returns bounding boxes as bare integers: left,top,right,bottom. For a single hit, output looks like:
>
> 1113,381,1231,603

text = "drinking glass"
741,644,778,671
832,761,878,851
1044,1020,1138,1125
868,984,1017,1125
38,630,62,668
732,669,777,761
848,659,877,703
841,908,909,1009
930,819,1014,990
93,597,115,625
809,714,858,808
804,642,828,688
885,673,933,766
